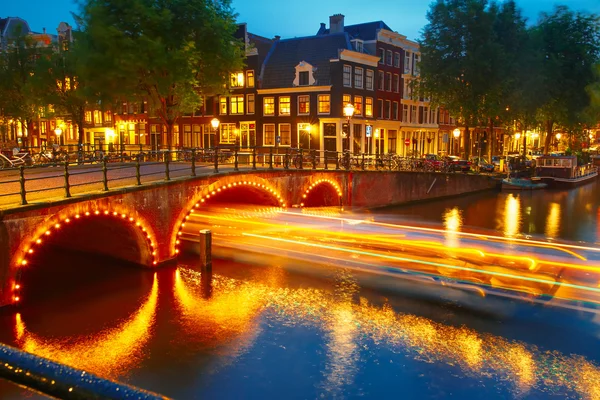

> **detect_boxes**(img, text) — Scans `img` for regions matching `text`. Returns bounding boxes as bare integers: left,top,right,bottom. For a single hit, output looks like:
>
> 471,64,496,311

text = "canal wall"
0,170,496,307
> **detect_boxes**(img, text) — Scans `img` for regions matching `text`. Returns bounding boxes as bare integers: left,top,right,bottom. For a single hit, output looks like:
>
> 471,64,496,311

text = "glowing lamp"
211,118,220,130
453,128,460,138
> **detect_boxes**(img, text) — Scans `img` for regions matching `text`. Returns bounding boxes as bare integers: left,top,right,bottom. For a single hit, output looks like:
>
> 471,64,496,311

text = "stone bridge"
0,170,496,307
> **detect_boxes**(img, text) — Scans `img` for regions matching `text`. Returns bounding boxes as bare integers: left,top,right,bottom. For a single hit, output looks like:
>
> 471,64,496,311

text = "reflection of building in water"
443,207,462,248
502,194,522,237
13,274,159,379
545,202,561,239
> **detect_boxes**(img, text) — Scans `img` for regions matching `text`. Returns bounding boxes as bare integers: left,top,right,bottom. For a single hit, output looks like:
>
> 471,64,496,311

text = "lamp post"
119,122,125,154
343,103,355,153
555,132,562,151
452,128,460,157
54,127,63,146
514,132,521,153
210,118,220,147
374,129,380,155
306,124,311,150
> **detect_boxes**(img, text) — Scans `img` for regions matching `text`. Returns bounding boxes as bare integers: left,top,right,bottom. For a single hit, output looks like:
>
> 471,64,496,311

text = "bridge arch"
300,178,343,208
172,176,287,256
11,208,158,305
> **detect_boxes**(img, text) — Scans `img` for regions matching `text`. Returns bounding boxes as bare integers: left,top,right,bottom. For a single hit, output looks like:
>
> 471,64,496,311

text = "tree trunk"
26,118,34,148
464,125,470,159
488,118,494,161
543,119,554,154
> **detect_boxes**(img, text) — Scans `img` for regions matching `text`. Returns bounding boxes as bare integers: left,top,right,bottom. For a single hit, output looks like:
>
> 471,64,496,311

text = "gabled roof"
261,33,350,89
316,21,392,41
1,17,31,38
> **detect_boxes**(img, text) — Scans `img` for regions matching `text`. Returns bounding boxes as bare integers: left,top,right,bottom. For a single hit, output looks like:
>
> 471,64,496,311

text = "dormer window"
351,39,364,53
294,61,316,86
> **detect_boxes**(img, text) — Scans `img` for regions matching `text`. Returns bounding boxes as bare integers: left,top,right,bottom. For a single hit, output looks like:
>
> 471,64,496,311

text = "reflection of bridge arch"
172,177,287,255
11,208,158,304
301,179,342,208
13,274,158,378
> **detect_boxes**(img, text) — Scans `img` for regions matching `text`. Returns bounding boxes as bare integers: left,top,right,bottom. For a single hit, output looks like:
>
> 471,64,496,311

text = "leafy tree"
536,6,600,153
76,0,245,150
0,26,49,148
419,0,500,159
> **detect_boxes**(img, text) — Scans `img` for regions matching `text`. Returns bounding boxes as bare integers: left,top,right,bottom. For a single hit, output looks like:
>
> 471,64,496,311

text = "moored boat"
502,177,547,190
535,155,598,188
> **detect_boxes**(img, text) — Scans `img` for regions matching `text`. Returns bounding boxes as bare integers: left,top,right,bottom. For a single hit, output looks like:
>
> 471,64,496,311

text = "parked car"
447,157,471,172
470,157,495,173
423,154,445,170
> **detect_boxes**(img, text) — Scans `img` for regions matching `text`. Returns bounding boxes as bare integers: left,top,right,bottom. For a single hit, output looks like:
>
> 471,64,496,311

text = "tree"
0,26,49,148
536,6,600,153
76,0,244,151
419,0,500,159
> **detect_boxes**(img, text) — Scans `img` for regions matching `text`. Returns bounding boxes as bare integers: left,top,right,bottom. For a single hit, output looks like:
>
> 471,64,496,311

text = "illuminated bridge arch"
300,178,343,208
172,177,287,255
11,208,158,305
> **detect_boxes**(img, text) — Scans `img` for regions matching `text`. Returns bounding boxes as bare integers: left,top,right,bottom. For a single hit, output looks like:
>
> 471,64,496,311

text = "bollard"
201,267,213,300
199,229,212,270
63,161,71,198
191,148,196,177
284,151,289,170
214,147,219,173
324,151,329,170
361,153,365,170
164,151,170,181
102,156,109,191
268,147,274,170
252,147,257,170
335,151,340,170
136,154,142,185
19,165,27,205
311,150,317,170
234,149,239,172
299,149,304,170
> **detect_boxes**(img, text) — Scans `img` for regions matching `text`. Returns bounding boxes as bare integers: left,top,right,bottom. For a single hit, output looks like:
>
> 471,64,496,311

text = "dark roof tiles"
317,21,392,41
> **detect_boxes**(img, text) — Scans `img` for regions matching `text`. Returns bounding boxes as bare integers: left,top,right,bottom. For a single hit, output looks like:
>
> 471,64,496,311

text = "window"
298,95,310,115
394,52,401,68
230,72,244,88
279,123,291,146
279,96,291,115
378,99,384,119
318,94,330,114
230,95,244,114
384,100,391,119
411,105,417,122
354,67,363,88
343,94,351,111
93,110,102,124
299,71,309,86
404,79,411,99
220,123,237,144
386,72,392,91
264,124,276,146
378,71,384,90
104,111,112,122
246,70,255,88
414,54,420,75
247,94,255,114
386,50,393,66
219,97,227,115
85,111,92,123
365,97,373,117
263,97,275,116
353,124,362,154
393,74,400,93
378,48,385,64
402,104,409,122
366,70,374,90
388,130,397,153
343,65,352,87
393,102,399,120
423,106,429,124
354,96,363,116
404,52,411,74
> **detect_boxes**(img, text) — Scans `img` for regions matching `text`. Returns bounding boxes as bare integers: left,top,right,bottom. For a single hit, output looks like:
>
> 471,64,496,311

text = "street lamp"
343,103,354,152
555,132,562,151
305,124,312,150
210,118,220,147
452,128,460,156
54,127,63,146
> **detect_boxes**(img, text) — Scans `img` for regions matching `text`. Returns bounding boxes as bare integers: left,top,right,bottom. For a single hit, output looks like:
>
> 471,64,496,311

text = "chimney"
320,23,326,30
273,35,280,41
42,27,46,34
329,14,345,34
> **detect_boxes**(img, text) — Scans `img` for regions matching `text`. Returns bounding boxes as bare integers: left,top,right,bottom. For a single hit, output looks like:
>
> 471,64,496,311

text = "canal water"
1,182,600,399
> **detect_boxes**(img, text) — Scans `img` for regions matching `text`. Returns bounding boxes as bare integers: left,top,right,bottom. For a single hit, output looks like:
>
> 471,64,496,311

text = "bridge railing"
0,147,478,207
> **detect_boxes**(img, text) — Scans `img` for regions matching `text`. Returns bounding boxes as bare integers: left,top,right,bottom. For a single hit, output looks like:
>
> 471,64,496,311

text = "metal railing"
0,147,489,208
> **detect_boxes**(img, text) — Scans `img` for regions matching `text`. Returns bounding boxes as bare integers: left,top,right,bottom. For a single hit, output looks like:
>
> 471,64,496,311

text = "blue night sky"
3,0,600,41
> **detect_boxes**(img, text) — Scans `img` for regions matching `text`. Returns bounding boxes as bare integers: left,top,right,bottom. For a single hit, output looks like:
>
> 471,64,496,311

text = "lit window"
220,123,237,144
279,124,291,146
318,95,330,114
230,95,244,114
264,124,275,146
219,97,227,115
279,96,291,115
298,95,310,115
342,94,351,113
354,96,363,116
365,97,373,117
93,110,102,124
230,72,244,88
263,97,275,116
246,70,255,88
104,111,112,122
85,111,92,123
